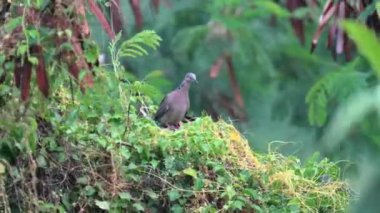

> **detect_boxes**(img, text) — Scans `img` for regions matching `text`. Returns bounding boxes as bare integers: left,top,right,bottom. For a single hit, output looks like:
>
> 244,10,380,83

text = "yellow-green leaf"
341,21,380,78
183,167,197,179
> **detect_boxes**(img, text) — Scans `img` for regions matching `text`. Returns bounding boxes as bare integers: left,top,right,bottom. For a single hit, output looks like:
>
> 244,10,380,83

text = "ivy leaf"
119,192,132,200
4,17,22,33
146,190,159,200
95,200,110,210
183,167,197,179
132,202,145,211
231,200,244,210
0,163,5,174
168,190,180,201
194,178,204,190
84,185,96,196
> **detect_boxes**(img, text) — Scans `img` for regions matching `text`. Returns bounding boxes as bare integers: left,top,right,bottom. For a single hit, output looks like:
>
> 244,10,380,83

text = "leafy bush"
0,17,350,211
0,55,350,212
0,91,350,212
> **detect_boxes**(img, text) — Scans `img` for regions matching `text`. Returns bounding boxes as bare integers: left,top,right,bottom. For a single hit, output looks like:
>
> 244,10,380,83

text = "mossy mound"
0,79,350,212
1,100,350,212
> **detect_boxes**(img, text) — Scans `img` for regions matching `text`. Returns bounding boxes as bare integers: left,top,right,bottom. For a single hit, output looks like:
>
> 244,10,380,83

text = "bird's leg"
167,124,176,130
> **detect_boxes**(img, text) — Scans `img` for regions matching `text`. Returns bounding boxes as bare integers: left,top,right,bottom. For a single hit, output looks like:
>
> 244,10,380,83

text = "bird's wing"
154,95,170,121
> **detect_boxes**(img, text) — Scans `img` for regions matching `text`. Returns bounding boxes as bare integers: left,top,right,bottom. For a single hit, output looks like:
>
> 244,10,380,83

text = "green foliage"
118,30,162,58
342,21,380,77
0,92,351,211
0,26,350,212
306,61,368,126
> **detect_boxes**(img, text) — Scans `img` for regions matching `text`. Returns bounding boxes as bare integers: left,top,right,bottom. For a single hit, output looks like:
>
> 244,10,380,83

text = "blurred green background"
88,0,380,212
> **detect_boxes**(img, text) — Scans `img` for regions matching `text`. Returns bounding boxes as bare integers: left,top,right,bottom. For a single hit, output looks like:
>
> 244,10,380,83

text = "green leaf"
65,29,72,38
224,185,236,199
183,167,197,179
0,54,5,65
36,155,47,167
171,204,184,213
84,40,100,63
76,176,89,185
0,163,5,174
341,21,380,77
28,56,39,65
254,1,291,18
168,190,181,201
288,198,301,213
150,159,159,169
118,30,161,58
85,185,96,196
358,2,376,22
132,202,145,211
146,190,159,200
306,69,367,126
231,200,244,210
119,192,132,200
27,29,40,40
95,200,110,210
17,44,28,56
194,178,204,190
4,17,23,33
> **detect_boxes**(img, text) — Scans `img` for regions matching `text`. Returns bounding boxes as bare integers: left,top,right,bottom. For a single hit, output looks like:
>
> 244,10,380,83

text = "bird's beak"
194,79,198,84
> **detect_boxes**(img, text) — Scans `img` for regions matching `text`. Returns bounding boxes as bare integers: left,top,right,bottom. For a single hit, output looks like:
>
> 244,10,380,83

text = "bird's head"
184,72,198,84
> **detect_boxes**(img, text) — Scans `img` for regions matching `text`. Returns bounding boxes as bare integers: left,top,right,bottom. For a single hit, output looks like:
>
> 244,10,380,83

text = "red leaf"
82,73,94,89
20,59,32,102
321,0,333,17
286,0,306,45
14,58,22,88
151,0,160,12
335,1,345,54
68,63,94,93
210,55,224,79
343,33,352,61
310,3,337,53
75,0,90,37
69,63,80,80
31,45,49,97
88,0,115,40
327,22,337,49
110,0,124,34
130,0,143,31
225,54,244,108
290,19,305,45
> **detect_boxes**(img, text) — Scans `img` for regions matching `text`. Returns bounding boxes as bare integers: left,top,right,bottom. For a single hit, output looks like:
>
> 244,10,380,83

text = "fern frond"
306,70,367,127
118,30,162,58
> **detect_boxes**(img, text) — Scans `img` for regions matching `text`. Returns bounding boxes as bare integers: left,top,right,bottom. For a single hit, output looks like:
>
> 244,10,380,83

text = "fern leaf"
118,30,162,58
306,69,367,127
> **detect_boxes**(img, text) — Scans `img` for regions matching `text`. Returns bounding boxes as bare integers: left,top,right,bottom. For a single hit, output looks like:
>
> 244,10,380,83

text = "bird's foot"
166,124,176,131
166,123,181,130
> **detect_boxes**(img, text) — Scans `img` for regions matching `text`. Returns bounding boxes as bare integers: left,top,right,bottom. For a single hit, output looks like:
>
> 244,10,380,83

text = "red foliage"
225,54,244,108
31,45,49,97
286,0,306,45
14,58,22,89
151,0,160,12
130,0,143,31
210,55,224,79
20,59,32,102
110,0,124,34
88,0,116,39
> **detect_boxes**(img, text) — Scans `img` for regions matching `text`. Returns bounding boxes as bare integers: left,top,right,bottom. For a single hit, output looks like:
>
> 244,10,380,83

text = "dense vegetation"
0,0,379,212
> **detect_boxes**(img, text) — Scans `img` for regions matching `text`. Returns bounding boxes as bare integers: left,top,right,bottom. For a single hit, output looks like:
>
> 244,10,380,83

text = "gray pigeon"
154,73,197,129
